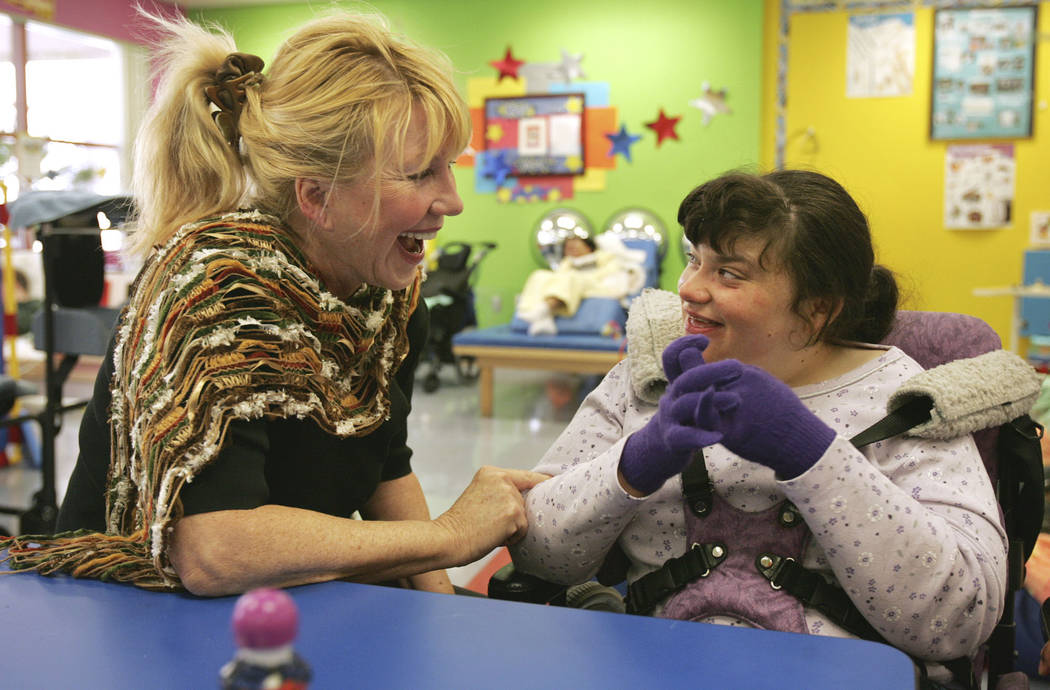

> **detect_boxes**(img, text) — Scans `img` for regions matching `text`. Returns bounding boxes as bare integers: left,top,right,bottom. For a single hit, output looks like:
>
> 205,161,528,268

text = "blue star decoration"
606,124,642,162
481,149,514,186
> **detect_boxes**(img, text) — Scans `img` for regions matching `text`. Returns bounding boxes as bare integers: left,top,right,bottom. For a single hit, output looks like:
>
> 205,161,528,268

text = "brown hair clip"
204,52,265,148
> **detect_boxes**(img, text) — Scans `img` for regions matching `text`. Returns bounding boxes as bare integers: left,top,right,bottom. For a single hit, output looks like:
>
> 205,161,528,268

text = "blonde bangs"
417,82,471,164
369,52,471,182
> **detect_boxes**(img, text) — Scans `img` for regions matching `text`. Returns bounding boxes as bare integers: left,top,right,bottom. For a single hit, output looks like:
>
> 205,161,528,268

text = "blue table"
0,571,917,689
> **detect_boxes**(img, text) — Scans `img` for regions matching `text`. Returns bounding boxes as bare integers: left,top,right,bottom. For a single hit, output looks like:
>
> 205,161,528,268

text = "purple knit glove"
620,335,719,494
679,359,837,478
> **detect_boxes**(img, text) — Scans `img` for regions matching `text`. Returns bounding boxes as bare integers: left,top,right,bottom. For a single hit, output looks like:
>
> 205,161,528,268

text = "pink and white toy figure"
220,588,312,690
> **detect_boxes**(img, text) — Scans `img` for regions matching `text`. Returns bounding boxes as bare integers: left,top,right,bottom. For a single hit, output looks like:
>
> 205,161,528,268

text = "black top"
56,301,429,532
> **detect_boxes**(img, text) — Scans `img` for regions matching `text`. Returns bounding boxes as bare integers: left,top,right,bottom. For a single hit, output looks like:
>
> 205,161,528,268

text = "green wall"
197,0,763,326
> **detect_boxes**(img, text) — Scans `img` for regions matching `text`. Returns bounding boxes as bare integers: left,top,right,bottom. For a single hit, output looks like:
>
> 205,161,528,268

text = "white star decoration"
558,49,586,83
689,81,732,126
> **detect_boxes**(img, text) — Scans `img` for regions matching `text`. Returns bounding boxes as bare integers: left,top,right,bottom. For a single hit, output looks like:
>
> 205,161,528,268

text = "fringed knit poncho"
0,211,419,589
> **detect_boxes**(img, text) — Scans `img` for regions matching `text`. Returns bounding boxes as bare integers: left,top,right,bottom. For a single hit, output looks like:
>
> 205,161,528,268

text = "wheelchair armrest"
487,562,568,606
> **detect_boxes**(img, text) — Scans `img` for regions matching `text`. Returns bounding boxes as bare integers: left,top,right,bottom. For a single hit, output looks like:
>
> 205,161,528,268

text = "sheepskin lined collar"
625,288,684,403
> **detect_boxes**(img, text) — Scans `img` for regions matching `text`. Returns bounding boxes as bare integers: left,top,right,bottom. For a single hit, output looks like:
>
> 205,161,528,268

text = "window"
0,14,129,201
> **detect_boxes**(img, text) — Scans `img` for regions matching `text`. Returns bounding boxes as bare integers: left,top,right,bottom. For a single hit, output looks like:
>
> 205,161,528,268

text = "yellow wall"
761,2,1050,344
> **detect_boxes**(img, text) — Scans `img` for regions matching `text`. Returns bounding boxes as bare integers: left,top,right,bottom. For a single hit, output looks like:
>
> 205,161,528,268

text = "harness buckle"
687,543,711,579
670,543,712,581
625,541,728,615
777,501,803,527
756,553,795,590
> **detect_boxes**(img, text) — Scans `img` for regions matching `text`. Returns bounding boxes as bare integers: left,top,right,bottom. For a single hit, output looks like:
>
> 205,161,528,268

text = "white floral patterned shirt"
512,345,1007,666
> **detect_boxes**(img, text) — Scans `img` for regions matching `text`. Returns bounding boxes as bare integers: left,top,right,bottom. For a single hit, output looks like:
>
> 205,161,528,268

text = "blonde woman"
2,11,546,595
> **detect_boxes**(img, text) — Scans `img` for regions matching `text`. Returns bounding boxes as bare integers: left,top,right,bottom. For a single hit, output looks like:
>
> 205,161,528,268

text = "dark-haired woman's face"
678,238,815,384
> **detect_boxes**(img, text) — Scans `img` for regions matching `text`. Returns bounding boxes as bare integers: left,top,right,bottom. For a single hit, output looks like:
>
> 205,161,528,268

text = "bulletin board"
930,5,1037,140
483,93,586,177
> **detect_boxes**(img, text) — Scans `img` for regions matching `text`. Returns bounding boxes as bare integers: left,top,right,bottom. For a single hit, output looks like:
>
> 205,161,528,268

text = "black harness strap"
756,553,884,641
626,542,727,615
624,449,742,614
755,553,975,689
848,396,932,447
681,449,713,518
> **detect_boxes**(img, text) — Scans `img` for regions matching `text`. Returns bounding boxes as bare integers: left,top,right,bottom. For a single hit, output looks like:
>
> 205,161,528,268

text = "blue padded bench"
509,296,628,337
451,235,655,416
451,325,625,417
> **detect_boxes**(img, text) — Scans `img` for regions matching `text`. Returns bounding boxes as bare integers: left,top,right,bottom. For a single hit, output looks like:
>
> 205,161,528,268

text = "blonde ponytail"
128,11,250,256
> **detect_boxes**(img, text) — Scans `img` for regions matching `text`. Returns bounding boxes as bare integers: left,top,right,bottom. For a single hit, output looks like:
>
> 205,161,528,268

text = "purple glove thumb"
661,334,709,384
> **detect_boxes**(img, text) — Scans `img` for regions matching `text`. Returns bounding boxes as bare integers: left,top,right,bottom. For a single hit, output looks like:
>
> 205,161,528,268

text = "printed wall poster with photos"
944,143,1015,229
930,6,1036,140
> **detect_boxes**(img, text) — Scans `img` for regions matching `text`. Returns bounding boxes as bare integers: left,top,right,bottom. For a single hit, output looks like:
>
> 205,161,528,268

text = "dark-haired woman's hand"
618,335,721,495
675,359,836,478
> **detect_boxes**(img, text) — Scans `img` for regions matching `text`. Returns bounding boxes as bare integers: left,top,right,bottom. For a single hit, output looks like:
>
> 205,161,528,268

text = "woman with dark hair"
511,170,1006,686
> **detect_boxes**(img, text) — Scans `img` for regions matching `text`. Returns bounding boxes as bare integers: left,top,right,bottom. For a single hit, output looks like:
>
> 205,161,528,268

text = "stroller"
419,240,497,393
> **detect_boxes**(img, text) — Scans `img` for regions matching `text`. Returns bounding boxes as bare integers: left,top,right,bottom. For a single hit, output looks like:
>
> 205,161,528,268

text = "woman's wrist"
428,513,471,566
616,466,652,498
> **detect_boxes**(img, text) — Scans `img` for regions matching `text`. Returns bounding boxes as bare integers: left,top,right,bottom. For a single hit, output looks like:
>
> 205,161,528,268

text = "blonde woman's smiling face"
308,106,464,297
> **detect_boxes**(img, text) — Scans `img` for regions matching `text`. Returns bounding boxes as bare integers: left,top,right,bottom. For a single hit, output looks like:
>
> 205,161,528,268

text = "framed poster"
930,5,1037,140
483,93,586,177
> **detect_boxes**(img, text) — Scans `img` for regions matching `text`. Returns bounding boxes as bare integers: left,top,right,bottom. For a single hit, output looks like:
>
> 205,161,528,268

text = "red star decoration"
645,108,682,147
489,46,525,82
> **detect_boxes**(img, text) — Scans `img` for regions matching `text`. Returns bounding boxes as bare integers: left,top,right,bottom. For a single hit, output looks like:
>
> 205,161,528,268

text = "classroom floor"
0,353,591,589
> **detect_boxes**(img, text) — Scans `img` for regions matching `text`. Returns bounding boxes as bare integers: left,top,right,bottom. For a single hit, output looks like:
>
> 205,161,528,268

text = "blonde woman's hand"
435,466,549,565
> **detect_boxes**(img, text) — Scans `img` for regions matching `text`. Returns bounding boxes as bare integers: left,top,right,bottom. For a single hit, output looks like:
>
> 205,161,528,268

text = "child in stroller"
419,240,497,393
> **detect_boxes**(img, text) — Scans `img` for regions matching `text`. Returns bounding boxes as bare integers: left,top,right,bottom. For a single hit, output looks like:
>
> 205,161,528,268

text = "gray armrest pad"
887,349,1041,439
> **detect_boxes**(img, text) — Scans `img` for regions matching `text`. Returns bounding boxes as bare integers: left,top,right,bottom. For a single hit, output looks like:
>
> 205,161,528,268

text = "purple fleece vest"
660,489,811,632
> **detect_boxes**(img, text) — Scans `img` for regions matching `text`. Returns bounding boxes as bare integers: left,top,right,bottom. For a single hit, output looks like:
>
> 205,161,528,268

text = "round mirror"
600,208,667,258
531,207,594,268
